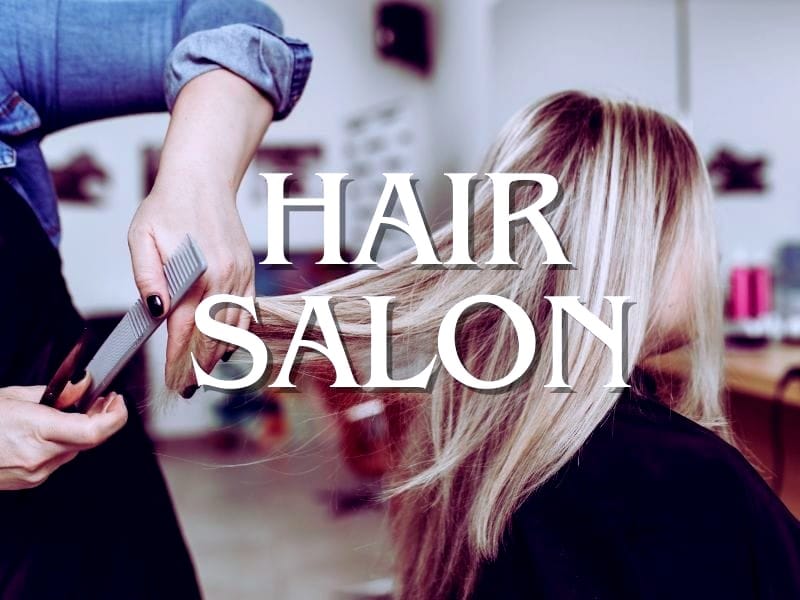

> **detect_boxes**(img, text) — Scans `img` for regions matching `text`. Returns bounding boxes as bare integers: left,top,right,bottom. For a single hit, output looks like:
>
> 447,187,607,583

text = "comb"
76,235,207,413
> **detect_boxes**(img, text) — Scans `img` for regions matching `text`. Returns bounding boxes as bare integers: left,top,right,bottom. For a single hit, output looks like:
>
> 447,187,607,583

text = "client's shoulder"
524,389,789,526
494,391,800,599
585,390,749,489
554,392,763,502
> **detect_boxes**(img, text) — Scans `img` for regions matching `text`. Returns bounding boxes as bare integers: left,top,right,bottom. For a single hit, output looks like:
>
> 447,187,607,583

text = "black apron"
0,180,201,599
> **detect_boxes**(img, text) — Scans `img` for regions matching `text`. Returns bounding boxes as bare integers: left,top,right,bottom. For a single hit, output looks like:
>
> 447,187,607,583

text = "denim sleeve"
164,23,312,120
164,0,312,120
6,0,311,133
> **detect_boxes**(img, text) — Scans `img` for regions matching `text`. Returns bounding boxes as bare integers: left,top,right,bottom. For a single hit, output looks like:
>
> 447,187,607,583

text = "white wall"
489,0,679,130
689,0,800,264
426,0,680,222
265,0,435,166
429,0,495,172
486,0,800,266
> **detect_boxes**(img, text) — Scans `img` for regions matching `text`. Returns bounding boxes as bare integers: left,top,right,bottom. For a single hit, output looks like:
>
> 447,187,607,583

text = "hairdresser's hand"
0,379,128,491
128,70,273,395
129,182,255,395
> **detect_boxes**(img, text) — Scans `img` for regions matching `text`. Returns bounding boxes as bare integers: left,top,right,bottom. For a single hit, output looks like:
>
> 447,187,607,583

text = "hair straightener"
41,235,207,413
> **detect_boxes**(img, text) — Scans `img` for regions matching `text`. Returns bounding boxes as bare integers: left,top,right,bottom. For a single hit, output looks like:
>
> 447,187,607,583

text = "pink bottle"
728,267,751,321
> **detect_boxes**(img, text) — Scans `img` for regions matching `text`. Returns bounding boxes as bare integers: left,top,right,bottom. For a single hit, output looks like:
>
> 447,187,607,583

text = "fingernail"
70,368,86,385
222,350,235,362
181,385,198,399
146,294,164,318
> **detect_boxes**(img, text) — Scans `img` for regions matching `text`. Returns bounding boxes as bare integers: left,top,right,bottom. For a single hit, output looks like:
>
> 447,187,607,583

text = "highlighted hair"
252,91,726,599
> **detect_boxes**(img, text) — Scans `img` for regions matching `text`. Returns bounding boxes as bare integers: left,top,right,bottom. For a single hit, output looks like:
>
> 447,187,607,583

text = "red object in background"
728,266,772,320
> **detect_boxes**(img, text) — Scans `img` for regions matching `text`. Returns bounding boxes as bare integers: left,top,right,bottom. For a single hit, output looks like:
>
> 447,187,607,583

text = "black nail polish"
146,294,164,318
70,368,86,385
222,350,235,362
181,385,198,399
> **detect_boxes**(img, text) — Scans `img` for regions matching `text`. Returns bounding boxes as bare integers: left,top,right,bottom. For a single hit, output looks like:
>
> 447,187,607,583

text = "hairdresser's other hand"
127,70,273,395
0,380,128,490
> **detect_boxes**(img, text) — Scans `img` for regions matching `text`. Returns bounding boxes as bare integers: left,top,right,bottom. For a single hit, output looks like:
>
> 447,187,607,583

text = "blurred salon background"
41,1,800,598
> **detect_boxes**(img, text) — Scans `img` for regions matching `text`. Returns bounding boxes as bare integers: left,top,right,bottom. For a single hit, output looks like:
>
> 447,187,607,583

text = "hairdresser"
0,1,310,597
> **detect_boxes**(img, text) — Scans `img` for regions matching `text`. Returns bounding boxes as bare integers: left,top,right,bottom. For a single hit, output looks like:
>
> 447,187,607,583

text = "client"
248,91,800,599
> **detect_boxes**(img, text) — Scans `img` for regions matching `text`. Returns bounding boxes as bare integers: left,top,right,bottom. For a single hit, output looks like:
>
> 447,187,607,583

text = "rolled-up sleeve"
165,23,312,120
5,0,312,133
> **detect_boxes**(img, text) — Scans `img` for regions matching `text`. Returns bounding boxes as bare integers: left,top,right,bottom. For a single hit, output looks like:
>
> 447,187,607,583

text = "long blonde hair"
252,91,726,598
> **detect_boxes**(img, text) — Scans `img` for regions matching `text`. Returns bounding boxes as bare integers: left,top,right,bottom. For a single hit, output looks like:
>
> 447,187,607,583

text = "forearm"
129,69,272,391
154,69,274,197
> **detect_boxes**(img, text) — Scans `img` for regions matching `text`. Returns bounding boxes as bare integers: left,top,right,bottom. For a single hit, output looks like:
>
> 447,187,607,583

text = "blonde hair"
253,91,727,599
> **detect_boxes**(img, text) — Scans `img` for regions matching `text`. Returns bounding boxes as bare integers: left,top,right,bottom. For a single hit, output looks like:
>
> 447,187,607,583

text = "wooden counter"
647,343,800,406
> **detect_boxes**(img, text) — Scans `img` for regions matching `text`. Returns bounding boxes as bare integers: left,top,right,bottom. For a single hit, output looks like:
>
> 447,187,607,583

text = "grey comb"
77,235,207,412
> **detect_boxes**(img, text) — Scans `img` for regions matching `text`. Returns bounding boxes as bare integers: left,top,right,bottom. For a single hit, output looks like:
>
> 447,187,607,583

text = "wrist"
152,70,273,205
151,164,237,204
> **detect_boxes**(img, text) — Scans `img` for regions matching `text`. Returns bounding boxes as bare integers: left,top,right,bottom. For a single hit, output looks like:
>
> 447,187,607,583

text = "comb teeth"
165,236,205,298
127,300,150,338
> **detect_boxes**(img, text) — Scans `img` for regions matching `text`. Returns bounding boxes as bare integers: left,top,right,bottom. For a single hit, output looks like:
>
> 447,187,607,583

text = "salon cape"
471,388,800,599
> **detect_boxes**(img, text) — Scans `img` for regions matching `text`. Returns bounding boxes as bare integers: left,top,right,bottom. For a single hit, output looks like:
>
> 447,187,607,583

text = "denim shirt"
0,0,312,246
